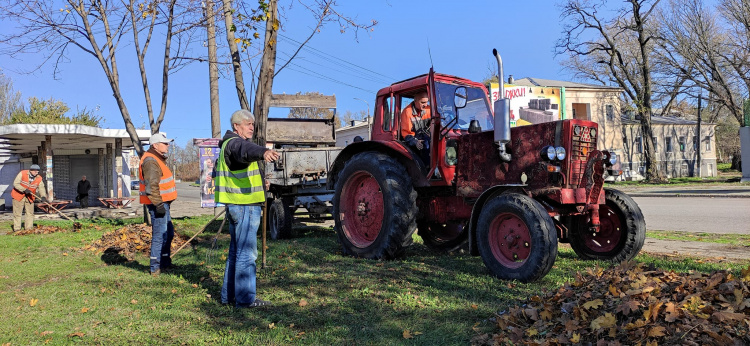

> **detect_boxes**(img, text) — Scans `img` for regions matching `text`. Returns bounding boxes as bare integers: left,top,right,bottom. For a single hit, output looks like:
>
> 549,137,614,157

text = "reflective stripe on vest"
139,151,178,204
11,170,43,202
214,137,265,205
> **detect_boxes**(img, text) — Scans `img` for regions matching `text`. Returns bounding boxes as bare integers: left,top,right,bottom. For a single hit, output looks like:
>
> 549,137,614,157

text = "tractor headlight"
608,152,617,165
555,146,566,160
541,146,556,160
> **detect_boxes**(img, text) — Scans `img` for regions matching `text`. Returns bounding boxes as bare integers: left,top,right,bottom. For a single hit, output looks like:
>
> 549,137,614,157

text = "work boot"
151,269,161,277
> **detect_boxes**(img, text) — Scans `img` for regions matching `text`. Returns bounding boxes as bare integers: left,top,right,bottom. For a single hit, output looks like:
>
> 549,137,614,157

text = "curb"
628,193,750,198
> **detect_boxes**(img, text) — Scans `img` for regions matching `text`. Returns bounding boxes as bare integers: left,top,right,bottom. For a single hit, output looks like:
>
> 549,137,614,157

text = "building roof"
620,114,714,126
513,77,622,90
0,124,152,154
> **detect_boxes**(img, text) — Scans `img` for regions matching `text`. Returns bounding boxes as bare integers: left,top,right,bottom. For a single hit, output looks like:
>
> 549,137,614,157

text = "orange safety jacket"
139,151,177,204
11,170,43,202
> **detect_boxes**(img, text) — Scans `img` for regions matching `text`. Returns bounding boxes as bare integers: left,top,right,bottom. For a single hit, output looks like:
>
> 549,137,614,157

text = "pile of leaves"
472,261,750,345
84,223,188,260
13,225,69,236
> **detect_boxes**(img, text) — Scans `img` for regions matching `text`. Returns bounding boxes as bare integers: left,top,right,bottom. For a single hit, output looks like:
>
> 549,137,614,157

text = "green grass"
1,218,748,345
647,230,750,246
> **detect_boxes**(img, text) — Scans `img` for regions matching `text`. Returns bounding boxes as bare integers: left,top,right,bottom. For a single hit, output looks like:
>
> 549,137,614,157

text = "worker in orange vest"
139,133,177,276
11,164,48,232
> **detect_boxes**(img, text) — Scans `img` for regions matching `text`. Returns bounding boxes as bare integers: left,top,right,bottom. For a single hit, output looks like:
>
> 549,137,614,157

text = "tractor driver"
400,91,431,164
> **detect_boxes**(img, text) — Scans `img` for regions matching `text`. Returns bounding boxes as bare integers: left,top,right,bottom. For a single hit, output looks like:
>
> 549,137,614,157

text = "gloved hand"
23,189,32,196
155,204,167,217
405,135,423,150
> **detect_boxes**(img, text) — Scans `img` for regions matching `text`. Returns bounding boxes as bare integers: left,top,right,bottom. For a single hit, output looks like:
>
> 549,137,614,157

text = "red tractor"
328,50,645,282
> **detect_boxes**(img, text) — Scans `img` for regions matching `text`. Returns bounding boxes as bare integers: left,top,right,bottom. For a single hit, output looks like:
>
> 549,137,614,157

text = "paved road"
633,196,750,234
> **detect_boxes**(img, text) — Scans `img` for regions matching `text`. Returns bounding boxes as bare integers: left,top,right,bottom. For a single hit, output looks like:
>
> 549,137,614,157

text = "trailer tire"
476,194,557,282
569,188,645,262
333,152,418,259
417,220,468,252
268,198,293,240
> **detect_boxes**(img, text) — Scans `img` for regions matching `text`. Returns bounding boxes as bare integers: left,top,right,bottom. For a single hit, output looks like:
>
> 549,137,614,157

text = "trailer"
264,118,342,239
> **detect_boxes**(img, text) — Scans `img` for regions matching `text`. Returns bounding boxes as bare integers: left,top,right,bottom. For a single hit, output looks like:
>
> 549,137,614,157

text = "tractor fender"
327,140,429,190
466,184,527,256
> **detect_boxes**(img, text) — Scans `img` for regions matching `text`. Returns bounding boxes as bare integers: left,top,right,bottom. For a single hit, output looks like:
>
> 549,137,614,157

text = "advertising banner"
193,138,220,208
490,83,563,127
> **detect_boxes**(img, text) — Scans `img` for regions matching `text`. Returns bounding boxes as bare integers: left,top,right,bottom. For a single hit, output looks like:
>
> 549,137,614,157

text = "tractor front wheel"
476,194,557,282
333,152,418,259
569,188,645,262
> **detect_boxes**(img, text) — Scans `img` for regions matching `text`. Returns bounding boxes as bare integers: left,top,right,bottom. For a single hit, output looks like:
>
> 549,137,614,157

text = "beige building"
620,115,717,180
335,118,371,147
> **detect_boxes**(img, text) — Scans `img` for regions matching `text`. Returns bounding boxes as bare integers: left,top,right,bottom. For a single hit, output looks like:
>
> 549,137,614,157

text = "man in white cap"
139,133,177,276
11,164,47,232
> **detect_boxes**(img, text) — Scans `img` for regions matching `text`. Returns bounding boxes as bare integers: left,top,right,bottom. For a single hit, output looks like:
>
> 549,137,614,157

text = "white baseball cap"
149,133,173,145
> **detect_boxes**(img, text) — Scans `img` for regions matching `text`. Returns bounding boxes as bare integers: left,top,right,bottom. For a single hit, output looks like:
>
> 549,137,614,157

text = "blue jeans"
221,205,261,306
148,203,174,273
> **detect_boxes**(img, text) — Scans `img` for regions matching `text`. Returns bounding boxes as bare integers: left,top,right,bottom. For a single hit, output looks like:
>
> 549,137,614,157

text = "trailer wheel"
570,188,645,262
417,220,468,252
333,152,418,259
268,198,293,240
476,194,557,282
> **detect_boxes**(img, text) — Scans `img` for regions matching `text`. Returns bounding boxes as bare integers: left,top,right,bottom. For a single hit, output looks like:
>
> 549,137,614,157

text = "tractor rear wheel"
476,194,557,282
268,198,293,240
569,188,645,262
417,220,468,252
333,152,418,259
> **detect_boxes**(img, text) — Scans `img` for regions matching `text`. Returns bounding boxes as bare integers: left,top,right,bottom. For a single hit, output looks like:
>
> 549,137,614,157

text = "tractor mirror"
454,87,467,108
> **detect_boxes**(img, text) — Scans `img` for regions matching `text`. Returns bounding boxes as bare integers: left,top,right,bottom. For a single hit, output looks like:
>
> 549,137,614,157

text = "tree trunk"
206,0,221,138
252,0,279,147
220,0,250,111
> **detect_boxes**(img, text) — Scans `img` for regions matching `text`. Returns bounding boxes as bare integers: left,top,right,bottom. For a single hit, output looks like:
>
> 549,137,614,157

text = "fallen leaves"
13,225,68,236
473,262,750,345
402,329,422,339
298,299,308,307
29,298,38,307
83,224,188,260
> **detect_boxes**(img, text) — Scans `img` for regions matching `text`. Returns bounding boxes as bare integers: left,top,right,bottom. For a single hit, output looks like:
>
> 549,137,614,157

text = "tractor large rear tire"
268,198,293,240
569,188,645,262
333,152,418,259
476,194,557,283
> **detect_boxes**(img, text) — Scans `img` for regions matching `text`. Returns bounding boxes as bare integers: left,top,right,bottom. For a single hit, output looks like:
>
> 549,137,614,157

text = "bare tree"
0,0,203,154
557,0,680,182
659,0,750,168
218,0,377,146
0,73,22,122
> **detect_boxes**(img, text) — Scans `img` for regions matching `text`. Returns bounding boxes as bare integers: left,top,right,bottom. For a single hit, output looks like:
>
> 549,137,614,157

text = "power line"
276,49,389,85
285,64,377,93
277,33,396,82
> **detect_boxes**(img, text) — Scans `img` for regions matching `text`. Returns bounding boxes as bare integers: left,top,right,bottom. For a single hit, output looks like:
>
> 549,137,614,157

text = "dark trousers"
77,194,89,208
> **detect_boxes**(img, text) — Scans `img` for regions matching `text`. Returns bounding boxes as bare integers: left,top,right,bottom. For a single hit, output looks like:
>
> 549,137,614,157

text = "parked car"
131,180,139,190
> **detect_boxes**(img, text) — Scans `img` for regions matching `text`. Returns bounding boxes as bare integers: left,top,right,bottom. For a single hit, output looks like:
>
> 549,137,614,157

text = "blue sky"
0,1,570,147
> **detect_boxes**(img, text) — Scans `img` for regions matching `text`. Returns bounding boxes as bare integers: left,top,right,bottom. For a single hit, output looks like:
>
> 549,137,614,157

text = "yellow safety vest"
214,137,265,205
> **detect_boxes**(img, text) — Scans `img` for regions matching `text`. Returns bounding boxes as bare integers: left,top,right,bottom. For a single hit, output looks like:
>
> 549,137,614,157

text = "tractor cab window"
434,82,493,132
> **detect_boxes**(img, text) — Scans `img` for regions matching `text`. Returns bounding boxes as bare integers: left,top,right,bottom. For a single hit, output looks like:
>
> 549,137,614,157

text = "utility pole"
697,94,702,178
353,97,370,140
205,0,221,138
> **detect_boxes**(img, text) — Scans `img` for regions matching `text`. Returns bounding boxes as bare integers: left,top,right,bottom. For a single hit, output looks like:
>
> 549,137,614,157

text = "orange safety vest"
11,170,43,202
139,151,177,204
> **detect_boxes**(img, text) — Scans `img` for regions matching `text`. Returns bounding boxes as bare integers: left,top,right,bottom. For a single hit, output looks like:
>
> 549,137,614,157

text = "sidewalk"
609,184,750,198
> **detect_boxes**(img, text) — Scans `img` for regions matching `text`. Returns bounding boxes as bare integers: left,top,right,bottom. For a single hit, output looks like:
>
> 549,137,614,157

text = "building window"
693,137,698,151
606,104,614,121
679,136,686,152
705,136,711,151
652,136,657,153
665,137,672,153
636,136,643,154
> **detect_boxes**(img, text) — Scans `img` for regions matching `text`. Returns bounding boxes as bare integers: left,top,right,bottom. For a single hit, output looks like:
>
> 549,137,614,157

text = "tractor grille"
569,125,597,186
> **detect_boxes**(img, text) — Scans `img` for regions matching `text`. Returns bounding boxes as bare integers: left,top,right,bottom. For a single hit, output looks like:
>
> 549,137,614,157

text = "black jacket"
77,180,91,195
218,130,268,171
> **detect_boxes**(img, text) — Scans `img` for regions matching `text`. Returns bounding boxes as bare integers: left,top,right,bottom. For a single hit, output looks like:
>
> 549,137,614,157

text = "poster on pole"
193,138,220,208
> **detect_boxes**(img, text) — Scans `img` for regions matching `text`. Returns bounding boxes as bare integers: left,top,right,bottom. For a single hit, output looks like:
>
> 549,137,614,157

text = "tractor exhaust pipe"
493,49,511,162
